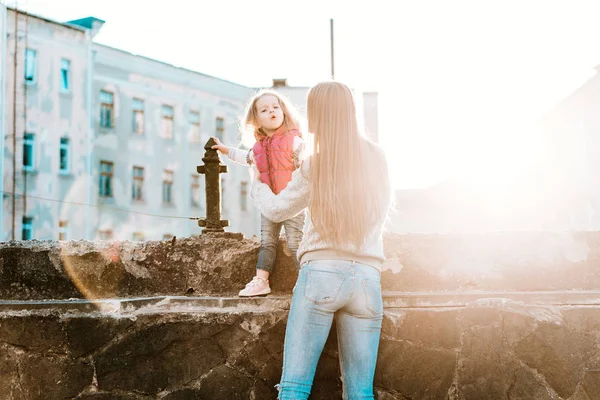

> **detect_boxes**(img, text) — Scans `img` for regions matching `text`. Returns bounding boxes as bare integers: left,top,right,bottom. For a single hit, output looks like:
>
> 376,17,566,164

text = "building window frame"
132,165,144,201
162,169,174,204
59,137,70,174
58,220,69,240
23,133,35,171
99,160,114,198
22,216,33,240
99,90,114,129
98,229,113,240
132,98,144,134
60,58,71,92
191,173,200,208
132,232,145,241
240,181,248,212
215,116,225,141
24,48,36,84
161,105,174,139
190,111,200,143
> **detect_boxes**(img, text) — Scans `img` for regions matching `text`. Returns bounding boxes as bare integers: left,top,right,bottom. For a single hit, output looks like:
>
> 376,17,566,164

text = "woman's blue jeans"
277,260,383,400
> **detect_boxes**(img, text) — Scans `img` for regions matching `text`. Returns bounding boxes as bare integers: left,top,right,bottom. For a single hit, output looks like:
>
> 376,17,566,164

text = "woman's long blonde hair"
307,81,386,249
242,89,302,142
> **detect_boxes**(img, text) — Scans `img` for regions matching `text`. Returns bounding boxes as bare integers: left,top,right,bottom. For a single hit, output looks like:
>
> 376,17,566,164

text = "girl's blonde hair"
242,89,302,142
307,81,387,248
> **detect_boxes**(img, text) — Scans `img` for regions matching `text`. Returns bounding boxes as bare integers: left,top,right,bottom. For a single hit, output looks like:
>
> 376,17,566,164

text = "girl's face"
255,94,284,134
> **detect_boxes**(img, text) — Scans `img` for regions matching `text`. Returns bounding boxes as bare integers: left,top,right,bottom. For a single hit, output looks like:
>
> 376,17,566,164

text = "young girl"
212,89,306,297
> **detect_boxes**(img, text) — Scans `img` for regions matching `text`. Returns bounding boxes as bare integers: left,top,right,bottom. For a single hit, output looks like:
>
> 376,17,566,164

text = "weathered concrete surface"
0,298,599,399
0,232,296,299
3,231,600,300
2,232,600,399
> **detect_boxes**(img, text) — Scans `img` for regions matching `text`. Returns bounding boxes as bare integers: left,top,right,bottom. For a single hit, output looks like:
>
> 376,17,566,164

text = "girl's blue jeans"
257,212,305,272
277,260,383,400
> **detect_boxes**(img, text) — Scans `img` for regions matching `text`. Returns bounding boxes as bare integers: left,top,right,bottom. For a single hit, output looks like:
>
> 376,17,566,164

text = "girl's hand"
211,137,229,155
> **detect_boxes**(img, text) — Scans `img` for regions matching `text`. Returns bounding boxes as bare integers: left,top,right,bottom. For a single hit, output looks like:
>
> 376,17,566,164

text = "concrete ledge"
3,231,600,300
1,290,600,313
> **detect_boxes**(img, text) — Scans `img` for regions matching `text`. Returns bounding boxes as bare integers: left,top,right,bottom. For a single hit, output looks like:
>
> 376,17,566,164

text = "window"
58,220,68,240
99,90,114,128
221,175,226,213
132,98,144,134
190,111,200,143
23,133,35,171
191,174,201,207
24,49,36,84
132,166,144,201
240,181,248,212
59,137,70,173
99,161,113,197
22,216,33,240
98,230,113,240
132,232,145,241
215,117,224,141
161,105,174,139
162,169,173,204
60,59,70,91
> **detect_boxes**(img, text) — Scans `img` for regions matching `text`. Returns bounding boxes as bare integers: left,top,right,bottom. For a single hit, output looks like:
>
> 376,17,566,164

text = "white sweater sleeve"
251,161,310,223
226,147,254,166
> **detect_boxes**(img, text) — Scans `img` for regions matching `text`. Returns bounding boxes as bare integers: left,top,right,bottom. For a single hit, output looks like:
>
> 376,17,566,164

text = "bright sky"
10,0,600,189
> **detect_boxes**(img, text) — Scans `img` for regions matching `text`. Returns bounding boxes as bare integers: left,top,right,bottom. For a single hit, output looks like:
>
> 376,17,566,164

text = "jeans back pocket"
304,270,345,305
362,279,383,315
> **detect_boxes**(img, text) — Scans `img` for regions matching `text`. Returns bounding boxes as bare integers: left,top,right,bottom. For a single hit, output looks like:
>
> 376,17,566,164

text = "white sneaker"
238,276,271,297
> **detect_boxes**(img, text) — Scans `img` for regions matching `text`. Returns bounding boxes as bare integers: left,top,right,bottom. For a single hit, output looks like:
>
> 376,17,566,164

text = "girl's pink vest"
253,127,301,195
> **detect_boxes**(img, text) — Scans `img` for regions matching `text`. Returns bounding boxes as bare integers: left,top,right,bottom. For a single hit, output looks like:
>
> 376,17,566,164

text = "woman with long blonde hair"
251,81,391,399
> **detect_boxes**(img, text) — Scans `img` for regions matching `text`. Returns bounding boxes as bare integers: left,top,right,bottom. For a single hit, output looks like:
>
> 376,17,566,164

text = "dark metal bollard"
197,138,229,233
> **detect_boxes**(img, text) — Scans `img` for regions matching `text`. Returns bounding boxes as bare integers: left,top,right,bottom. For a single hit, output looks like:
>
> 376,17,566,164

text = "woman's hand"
250,165,260,182
211,137,229,155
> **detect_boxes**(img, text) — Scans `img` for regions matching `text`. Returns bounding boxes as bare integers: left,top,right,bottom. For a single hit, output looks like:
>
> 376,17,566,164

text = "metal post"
330,18,335,80
85,30,93,240
197,137,228,233
11,6,17,240
0,2,7,241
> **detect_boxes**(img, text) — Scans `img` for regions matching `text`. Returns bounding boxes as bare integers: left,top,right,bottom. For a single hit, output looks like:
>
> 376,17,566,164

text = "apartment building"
1,7,379,241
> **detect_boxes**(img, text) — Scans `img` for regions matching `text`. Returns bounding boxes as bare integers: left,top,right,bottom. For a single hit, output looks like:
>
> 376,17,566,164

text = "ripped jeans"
277,260,383,400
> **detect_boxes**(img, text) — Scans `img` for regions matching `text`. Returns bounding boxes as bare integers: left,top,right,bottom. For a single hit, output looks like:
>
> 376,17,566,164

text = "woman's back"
300,137,391,268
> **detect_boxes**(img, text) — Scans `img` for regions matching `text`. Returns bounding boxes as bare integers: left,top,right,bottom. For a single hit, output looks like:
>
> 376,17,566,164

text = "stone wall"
1,232,600,399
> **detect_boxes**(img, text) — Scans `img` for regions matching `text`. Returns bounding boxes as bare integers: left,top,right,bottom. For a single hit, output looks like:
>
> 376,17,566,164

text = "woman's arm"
251,163,310,223
292,136,306,169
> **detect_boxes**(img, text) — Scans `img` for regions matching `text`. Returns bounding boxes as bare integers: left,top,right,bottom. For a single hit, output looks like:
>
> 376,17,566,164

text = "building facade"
88,43,258,241
1,8,379,242
0,7,96,241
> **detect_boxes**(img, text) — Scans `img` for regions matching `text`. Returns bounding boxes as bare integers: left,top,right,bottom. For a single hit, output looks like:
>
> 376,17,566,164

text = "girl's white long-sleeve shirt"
225,136,305,169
